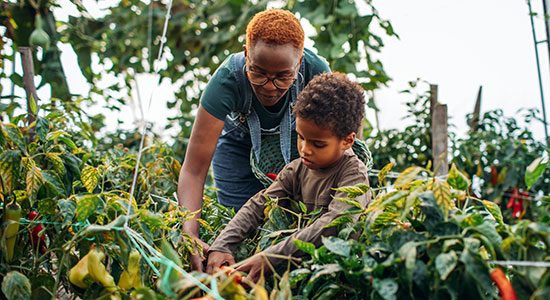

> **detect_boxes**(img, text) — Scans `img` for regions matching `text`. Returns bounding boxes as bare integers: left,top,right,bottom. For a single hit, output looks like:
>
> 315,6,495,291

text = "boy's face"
296,117,355,170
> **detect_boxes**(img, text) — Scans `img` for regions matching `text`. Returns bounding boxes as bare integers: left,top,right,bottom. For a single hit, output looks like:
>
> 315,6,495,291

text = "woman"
178,8,330,271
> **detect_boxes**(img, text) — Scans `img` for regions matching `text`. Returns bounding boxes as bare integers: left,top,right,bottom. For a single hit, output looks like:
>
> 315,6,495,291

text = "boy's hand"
206,251,236,274
236,252,271,283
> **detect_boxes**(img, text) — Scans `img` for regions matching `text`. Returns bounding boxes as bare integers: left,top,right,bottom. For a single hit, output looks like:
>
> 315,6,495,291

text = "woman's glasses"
244,65,298,90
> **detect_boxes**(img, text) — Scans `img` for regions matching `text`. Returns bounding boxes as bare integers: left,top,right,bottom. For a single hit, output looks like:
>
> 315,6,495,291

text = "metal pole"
528,0,549,143
543,0,550,64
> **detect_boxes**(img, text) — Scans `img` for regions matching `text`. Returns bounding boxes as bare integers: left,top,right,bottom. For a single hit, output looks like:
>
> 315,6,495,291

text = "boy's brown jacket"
209,150,371,265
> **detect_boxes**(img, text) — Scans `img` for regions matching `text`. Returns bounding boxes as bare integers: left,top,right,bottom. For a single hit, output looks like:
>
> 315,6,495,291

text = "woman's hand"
189,236,210,272
235,252,271,283
206,251,236,274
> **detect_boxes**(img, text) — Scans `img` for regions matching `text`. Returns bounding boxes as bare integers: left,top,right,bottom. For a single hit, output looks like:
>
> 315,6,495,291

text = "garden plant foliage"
1,0,550,299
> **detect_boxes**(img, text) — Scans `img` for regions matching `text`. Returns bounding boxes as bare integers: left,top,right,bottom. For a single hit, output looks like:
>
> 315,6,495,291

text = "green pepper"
29,14,50,49
4,201,21,261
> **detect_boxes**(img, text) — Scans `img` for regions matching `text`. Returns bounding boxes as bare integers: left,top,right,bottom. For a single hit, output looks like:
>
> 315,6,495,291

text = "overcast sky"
371,0,550,141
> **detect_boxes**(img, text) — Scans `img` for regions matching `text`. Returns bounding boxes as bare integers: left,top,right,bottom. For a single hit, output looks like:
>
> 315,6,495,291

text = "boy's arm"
263,163,371,265
208,162,298,255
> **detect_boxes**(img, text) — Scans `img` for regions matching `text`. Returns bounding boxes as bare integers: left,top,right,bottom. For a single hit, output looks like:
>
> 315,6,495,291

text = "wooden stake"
20,47,38,142
469,86,482,132
429,84,448,176
432,103,448,176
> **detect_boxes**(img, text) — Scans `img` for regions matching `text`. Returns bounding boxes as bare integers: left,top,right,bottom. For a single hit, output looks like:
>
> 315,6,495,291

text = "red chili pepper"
506,189,525,218
491,166,498,185
506,188,517,209
265,173,278,181
27,212,47,255
491,267,518,300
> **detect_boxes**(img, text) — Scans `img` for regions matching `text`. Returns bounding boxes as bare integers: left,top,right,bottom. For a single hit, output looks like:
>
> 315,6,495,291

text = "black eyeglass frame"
242,63,303,90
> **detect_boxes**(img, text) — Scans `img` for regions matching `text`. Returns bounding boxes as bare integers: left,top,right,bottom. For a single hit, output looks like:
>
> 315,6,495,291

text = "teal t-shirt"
200,48,330,129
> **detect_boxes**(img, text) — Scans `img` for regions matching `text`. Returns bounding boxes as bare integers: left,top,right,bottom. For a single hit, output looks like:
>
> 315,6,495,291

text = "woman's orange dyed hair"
246,9,304,52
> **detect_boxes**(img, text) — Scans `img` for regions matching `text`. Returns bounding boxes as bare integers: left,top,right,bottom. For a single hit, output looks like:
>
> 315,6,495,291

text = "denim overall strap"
231,52,253,123
232,52,263,162
232,51,305,163
280,58,306,164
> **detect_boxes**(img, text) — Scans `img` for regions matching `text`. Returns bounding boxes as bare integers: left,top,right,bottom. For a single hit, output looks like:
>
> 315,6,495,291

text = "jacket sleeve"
263,161,370,265
208,161,299,254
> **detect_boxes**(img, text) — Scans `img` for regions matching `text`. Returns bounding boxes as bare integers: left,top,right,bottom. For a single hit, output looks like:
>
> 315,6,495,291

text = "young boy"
206,72,371,282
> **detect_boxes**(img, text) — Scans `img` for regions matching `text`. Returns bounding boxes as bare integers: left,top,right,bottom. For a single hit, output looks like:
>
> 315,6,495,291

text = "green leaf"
22,157,43,198
58,136,78,151
45,153,65,175
369,211,398,233
431,179,454,217
378,162,393,186
394,166,423,188
1,271,31,300
333,197,362,209
525,156,548,190
45,111,64,120
0,150,22,193
306,264,342,287
35,117,49,142
289,268,312,286
460,213,485,227
447,163,470,191
398,241,417,285
9,73,23,88
435,250,457,280
37,197,57,215
400,190,420,220
75,194,101,222
81,166,99,193
333,185,367,197
159,238,183,283
472,222,502,251
0,124,5,148
293,239,316,255
322,236,350,257
372,278,398,300
298,201,307,213
2,123,27,154
61,152,82,179
46,130,70,141
139,210,166,232
324,216,353,228
460,247,495,298
29,93,38,115
335,0,357,16
481,200,503,225
42,170,66,197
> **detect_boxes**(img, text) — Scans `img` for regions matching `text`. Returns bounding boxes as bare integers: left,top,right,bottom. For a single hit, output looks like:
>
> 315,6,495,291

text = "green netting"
251,136,373,188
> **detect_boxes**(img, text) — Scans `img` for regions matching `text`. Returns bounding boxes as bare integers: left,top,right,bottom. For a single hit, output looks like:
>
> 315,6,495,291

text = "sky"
2,0,550,143
371,0,550,141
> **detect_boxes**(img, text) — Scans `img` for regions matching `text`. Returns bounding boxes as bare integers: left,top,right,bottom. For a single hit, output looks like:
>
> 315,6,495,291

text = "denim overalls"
211,52,305,210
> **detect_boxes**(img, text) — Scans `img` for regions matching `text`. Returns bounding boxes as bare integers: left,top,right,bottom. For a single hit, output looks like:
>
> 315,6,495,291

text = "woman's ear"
342,132,356,150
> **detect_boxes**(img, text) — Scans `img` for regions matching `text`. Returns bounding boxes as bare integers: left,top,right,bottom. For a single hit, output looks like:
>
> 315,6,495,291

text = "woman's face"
244,40,302,107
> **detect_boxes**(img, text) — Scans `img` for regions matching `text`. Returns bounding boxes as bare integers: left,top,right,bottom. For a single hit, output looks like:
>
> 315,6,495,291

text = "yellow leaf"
431,179,454,217
394,166,423,188
45,152,64,174
23,157,43,197
81,166,99,193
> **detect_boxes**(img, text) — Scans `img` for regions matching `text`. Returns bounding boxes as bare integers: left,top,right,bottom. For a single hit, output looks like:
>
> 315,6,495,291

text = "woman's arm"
178,105,225,231
178,105,224,270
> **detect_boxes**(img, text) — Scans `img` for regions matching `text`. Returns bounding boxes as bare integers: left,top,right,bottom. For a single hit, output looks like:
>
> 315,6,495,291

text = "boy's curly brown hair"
293,72,365,139
246,9,304,52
